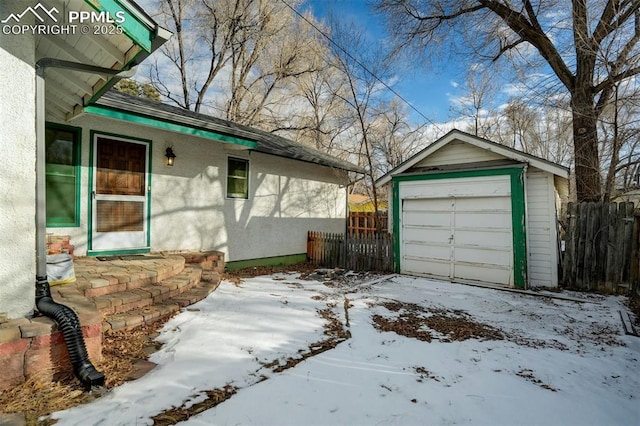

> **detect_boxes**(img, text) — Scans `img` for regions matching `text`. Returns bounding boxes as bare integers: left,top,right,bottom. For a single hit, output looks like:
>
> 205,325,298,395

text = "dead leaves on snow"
152,300,353,424
372,301,504,343
414,366,441,383
516,369,558,392
151,385,238,426
223,262,319,286
374,302,561,393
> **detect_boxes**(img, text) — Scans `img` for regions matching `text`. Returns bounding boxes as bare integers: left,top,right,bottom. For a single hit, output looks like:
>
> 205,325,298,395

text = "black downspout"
35,59,136,390
35,277,105,390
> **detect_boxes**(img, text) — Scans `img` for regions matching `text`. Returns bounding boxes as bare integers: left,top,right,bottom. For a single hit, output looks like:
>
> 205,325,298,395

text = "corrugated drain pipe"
35,59,136,390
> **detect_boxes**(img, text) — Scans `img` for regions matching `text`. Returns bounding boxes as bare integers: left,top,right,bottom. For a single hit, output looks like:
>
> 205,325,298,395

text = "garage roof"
376,129,570,186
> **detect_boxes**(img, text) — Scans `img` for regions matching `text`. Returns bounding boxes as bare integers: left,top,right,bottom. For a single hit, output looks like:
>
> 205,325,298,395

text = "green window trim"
45,123,81,227
391,167,528,289
227,157,249,199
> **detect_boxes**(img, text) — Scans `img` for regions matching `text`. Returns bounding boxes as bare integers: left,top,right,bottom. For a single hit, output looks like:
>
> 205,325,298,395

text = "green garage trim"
509,168,527,289
84,105,258,148
392,167,527,289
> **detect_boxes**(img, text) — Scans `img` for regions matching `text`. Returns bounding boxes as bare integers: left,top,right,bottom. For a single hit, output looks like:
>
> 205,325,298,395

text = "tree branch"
492,38,526,62
479,0,575,90
591,0,620,45
594,65,640,95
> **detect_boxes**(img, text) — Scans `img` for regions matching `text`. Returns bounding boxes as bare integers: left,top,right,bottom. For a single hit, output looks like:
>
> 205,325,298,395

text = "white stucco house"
52,90,359,260
376,130,569,289
0,0,360,321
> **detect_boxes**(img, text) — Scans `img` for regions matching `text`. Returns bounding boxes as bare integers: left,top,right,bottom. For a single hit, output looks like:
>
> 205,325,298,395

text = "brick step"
92,267,202,316
102,278,221,331
74,255,186,298
176,251,225,274
0,252,225,391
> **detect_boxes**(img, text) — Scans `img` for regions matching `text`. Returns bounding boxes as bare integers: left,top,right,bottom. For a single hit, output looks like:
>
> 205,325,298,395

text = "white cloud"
501,73,554,99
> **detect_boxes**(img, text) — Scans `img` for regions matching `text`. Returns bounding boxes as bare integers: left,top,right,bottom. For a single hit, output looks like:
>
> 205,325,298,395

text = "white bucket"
47,253,76,286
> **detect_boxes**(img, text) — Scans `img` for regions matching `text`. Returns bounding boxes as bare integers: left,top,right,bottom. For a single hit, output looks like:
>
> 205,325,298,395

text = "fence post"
620,203,635,290
632,213,639,296
307,230,394,272
562,202,636,293
307,231,313,262
562,202,575,288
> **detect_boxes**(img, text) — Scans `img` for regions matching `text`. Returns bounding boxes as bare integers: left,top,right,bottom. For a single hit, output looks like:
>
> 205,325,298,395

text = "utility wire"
280,0,442,131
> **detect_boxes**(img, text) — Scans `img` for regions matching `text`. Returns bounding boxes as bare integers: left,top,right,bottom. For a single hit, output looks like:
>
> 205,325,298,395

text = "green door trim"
392,167,527,289
87,130,152,255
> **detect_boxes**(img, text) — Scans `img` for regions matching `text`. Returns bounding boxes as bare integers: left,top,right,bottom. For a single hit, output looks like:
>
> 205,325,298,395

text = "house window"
227,157,249,199
46,124,80,226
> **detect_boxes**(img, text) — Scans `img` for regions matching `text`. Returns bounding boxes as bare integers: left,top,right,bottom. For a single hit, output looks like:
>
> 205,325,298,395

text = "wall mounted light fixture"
165,146,176,166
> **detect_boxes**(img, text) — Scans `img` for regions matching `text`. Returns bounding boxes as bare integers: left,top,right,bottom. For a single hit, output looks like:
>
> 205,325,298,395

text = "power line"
279,0,442,131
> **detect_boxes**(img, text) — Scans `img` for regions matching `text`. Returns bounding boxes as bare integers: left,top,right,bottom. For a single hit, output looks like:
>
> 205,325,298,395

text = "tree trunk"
571,91,602,202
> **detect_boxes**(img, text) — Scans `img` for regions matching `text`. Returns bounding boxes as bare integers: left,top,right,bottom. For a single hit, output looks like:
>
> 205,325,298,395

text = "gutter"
35,58,136,390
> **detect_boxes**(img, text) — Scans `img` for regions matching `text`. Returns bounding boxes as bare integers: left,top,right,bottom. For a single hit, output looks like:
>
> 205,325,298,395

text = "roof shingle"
96,91,363,173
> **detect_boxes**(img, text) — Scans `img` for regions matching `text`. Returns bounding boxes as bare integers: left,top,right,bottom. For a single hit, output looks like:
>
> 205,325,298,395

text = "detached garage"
376,130,569,289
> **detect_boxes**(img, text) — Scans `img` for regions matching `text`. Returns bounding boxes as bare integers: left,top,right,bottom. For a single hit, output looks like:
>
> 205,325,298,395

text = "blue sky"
303,0,468,125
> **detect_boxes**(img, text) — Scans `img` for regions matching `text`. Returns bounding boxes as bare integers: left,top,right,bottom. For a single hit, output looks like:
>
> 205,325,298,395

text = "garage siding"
413,140,503,168
399,175,511,199
526,169,559,287
381,132,568,289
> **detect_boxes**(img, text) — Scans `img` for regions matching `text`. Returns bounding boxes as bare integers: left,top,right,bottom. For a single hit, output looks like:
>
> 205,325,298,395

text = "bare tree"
149,0,321,124
149,0,233,112
598,83,640,199
375,0,640,202
280,58,353,154
501,98,537,150
326,17,396,226
449,65,497,137
198,0,334,128
530,105,574,167
617,134,640,190
370,99,426,176
492,96,574,166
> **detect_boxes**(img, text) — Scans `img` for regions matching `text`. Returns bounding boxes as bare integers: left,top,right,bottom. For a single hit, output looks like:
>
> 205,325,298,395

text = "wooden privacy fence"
348,212,388,234
307,231,394,272
562,202,638,293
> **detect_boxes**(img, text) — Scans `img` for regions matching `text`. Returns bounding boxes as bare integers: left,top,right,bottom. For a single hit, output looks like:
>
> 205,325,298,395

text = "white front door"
91,135,149,252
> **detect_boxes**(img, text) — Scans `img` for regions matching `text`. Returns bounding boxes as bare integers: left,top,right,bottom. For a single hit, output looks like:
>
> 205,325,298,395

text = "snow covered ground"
50,273,639,426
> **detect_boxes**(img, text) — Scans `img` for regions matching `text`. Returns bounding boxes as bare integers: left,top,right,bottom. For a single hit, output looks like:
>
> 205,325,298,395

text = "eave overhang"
35,0,172,121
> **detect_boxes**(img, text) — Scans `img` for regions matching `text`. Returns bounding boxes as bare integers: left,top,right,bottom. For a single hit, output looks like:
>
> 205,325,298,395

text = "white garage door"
400,176,514,286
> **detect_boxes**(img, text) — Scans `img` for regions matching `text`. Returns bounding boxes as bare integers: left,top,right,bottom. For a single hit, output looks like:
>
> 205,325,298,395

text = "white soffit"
31,0,170,121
